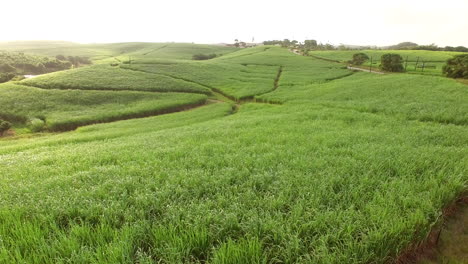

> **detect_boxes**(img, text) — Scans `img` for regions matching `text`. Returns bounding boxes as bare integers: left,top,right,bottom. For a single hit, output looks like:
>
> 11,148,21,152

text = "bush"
0,64,16,73
0,120,12,136
192,54,217,60
380,53,404,72
442,54,468,79
28,118,46,132
0,73,18,83
351,53,369,65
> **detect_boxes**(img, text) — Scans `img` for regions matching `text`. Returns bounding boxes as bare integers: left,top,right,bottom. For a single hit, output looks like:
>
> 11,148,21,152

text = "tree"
234,39,240,48
351,53,369,65
304,40,317,50
380,53,404,72
281,39,291,48
192,54,217,60
389,42,418,50
56,55,66,60
0,64,16,73
0,73,16,83
0,120,11,136
453,46,468,52
442,54,468,79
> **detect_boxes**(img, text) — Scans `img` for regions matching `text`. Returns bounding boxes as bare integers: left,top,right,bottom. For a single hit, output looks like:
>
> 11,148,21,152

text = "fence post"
415,57,419,70
370,56,373,72
421,61,425,72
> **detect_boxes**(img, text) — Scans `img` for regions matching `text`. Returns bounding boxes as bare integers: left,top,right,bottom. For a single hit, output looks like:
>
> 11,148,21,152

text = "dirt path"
347,66,384,74
289,49,385,75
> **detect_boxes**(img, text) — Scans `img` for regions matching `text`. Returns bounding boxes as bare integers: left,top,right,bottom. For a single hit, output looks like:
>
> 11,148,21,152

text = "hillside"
0,44,466,263
309,49,467,76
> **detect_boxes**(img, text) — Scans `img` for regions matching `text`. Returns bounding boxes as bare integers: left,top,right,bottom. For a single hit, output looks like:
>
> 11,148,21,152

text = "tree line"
0,52,91,83
388,42,468,52
350,52,468,78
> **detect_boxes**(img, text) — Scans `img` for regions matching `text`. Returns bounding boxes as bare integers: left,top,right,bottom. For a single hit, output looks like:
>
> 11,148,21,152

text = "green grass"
310,49,467,76
0,41,239,63
260,72,468,125
21,64,212,94
122,62,279,100
0,45,467,263
121,43,238,62
0,83,207,132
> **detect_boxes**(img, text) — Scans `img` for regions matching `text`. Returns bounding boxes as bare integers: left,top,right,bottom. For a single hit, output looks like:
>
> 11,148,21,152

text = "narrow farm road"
289,49,385,74
347,66,385,74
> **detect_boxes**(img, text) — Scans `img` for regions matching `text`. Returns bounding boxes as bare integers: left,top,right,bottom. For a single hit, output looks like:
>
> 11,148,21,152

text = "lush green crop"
21,64,212,94
0,45,466,264
122,62,279,100
0,83,207,132
310,49,467,76
121,43,238,62
310,50,466,63
0,41,238,63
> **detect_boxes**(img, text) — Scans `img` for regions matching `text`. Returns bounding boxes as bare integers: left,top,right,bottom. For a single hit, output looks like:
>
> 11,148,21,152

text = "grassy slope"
123,62,279,100
122,46,351,100
310,50,466,62
121,43,238,62
0,47,467,263
0,83,207,131
0,41,238,62
310,49,467,76
20,64,212,94
260,72,468,125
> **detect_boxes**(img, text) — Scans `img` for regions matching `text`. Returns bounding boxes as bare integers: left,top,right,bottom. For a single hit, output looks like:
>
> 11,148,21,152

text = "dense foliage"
0,83,207,132
442,54,468,79
0,45,466,263
22,64,212,94
0,51,73,74
0,119,11,136
380,53,404,72
192,53,217,60
389,42,468,52
0,51,93,83
350,53,369,65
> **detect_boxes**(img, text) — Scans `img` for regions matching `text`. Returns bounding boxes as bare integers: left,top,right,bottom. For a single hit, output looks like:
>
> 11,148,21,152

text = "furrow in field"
142,44,168,55
20,82,212,95
120,65,281,105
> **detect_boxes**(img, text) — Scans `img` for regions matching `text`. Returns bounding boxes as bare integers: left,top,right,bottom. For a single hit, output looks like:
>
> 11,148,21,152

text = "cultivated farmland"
0,43,466,264
310,49,467,76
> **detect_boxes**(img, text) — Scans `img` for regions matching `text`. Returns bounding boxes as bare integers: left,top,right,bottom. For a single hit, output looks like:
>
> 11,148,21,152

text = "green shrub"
28,118,46,132
442,54,468,79
0,63,16,72
380,53,404,72
192,54,217,60
0,73,16,83
0,120,11,136
351,53,369,65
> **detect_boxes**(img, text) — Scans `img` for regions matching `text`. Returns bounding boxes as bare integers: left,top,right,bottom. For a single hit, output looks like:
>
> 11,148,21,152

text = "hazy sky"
2,0,467,46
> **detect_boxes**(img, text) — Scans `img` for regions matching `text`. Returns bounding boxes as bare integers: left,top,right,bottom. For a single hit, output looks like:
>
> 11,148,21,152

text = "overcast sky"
1,0,467,47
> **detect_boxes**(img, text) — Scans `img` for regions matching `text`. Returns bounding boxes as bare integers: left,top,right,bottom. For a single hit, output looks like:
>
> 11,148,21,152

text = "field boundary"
121,65,283,105
142,44,168,56
46,99,210,132
396,194,468,264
